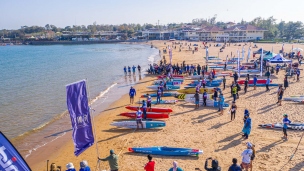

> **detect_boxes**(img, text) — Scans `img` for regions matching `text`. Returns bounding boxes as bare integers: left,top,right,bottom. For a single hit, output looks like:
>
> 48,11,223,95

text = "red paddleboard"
125,106,173,113
120,112,169,119
238,79,272,84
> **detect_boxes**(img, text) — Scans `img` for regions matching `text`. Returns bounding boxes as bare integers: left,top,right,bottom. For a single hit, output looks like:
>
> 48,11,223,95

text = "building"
141,24,267,42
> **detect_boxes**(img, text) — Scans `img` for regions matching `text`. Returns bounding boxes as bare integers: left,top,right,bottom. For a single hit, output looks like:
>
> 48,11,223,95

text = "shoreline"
27,41,304,171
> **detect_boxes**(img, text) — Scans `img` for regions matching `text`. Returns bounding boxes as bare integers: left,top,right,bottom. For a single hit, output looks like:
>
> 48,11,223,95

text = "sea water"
0,43,159,157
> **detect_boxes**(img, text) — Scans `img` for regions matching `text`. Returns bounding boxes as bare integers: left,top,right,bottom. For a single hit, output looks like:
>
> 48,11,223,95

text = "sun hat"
66,163,74,169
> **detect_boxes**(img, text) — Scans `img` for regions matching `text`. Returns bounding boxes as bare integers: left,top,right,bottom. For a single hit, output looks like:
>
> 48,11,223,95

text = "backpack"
237,84,241,91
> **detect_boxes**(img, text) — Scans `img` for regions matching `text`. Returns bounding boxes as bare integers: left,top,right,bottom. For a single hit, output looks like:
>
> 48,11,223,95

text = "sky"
1,0,304,29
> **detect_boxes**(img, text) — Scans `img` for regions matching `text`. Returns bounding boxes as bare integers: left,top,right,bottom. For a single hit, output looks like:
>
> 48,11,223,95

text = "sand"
27,41,304,171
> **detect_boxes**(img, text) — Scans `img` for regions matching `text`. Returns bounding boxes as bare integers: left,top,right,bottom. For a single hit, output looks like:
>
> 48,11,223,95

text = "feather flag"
260,48,263,76
206,47,209,62
247,47,251,63
169,47,172,64
242,46,245,60
237,50,240,77
282,44,284,53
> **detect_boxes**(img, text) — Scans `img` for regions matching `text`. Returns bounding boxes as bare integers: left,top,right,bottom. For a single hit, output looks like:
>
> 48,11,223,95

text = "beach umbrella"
293,48,303,52
260,47,263,77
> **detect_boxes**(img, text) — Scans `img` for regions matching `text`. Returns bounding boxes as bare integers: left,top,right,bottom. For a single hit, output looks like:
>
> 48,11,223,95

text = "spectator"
66,163,76,171
98,150,119,171
168,161,184,171
241,142,253,171
50,163,60,171
79,160,90,171
129,86,136,104
228,158,241,171
242,114,252,139
204,157,221,171
144,155,155,171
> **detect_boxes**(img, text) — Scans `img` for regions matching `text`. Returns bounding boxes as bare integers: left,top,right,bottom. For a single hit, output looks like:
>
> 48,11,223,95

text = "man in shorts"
241,142,253,171
129,86,136,104
219,93,225,115
194,91,200,109
283,114,291,140
253,75,257,90
136,108,143,129
146,94,152,111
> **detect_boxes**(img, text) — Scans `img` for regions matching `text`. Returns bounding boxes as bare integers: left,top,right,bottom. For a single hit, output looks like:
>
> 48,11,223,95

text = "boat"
120,112,169,119
125,106,173,113
128,146,203,156
178,87,218,94
238,79,271,84
185,98,229,108
259,123,304,130
248,84,279,87
146,85,180,90
111,121,166,129
137,100,178,104
141,92,178,97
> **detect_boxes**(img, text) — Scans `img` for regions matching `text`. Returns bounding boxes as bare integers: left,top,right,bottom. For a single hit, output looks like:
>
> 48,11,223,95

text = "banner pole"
85,78,101,171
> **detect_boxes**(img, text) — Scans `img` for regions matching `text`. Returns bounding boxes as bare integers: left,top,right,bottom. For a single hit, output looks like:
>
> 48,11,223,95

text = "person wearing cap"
241,142,253,171
129,86,136,104
168,161,184,171
66,162,76,171
98,150,119,171
283,114,291,140
79,160,90,171
144,155,155,171
242,114,251,139
146,94,152,111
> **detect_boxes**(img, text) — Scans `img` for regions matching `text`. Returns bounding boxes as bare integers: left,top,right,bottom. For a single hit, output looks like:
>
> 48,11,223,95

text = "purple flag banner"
0,132,31,171
66,80,94,156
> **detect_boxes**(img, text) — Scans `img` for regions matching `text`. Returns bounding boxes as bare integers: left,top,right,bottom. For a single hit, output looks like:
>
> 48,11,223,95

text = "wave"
89,82,117,105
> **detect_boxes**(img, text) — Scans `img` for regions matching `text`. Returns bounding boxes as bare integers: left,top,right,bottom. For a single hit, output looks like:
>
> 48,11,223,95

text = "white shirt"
241,149,253,164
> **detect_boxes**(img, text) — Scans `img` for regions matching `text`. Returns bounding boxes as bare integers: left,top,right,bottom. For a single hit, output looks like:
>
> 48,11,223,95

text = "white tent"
267,54,292,63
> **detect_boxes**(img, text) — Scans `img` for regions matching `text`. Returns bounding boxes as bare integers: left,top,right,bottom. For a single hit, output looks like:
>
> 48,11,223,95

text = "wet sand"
29,41,304,171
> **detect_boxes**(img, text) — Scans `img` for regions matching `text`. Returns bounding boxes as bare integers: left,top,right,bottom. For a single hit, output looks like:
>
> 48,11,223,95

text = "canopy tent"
261,51,277,61
267,54,292,63
254,48,269,54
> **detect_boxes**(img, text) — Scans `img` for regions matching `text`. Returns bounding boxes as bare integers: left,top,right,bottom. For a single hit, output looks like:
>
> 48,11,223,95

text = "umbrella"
293,48,303,52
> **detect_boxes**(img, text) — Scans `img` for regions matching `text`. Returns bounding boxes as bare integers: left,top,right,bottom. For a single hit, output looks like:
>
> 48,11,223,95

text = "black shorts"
136,119,142,124
147,102,151,107
283,128,287,135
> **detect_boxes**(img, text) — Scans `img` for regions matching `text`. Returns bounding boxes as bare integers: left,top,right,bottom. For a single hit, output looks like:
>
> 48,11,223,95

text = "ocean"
0,43,159,157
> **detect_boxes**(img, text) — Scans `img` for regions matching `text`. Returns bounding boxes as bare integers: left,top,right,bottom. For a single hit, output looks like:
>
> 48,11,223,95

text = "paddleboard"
141,92,178,97
185,98,229,108
178,87,219,94
120,112,169,119
137,100,178,104
126,106,173,113
176,94,213,100
248,84,279,87
147,85,180,90
238,79,271,84
111,121,166,129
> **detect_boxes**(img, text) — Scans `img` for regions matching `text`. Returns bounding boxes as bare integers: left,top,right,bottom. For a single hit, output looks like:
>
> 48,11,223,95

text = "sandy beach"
27,41,304,171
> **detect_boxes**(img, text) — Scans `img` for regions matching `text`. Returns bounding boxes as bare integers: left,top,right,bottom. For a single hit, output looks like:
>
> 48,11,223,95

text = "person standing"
202,68,205,78
98,150,119,171
194,91,200,109
213,88,218,102
282,114,291,140
277,85,284,106
229,101,237,121
129,86,136,104
284,76,289,90
138,65,141,72
136,108,144,129
241,143,253,171
202,78,206,88
197,64,201,75
232,85,237,102
247,74,250,82
228,158,242,171
132,65,136,73
142,100,147,119
296,68,300,81
244,78,248,93
146,94,152,111
242,114,252,139
156,87,161,104
144,155,155,171
233,72,238,83
253,75,257,90
203,90,208,106
219,93,225,115
222,76,226,90
128,66,131,74
265,77,270,91
275,64,280,75
123,66,127,75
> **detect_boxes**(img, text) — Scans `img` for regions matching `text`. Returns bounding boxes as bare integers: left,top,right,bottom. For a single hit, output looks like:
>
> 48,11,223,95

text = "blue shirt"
129,88,136,96
245,117,251,128
283,118,291,129
142,101,147,109
80,166,91,171
124,67,127,72
132,66,136,72
253,77,257,84
220,96,225,105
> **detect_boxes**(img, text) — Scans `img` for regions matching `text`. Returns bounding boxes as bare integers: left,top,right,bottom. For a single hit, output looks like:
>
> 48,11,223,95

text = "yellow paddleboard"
177,88,215,94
